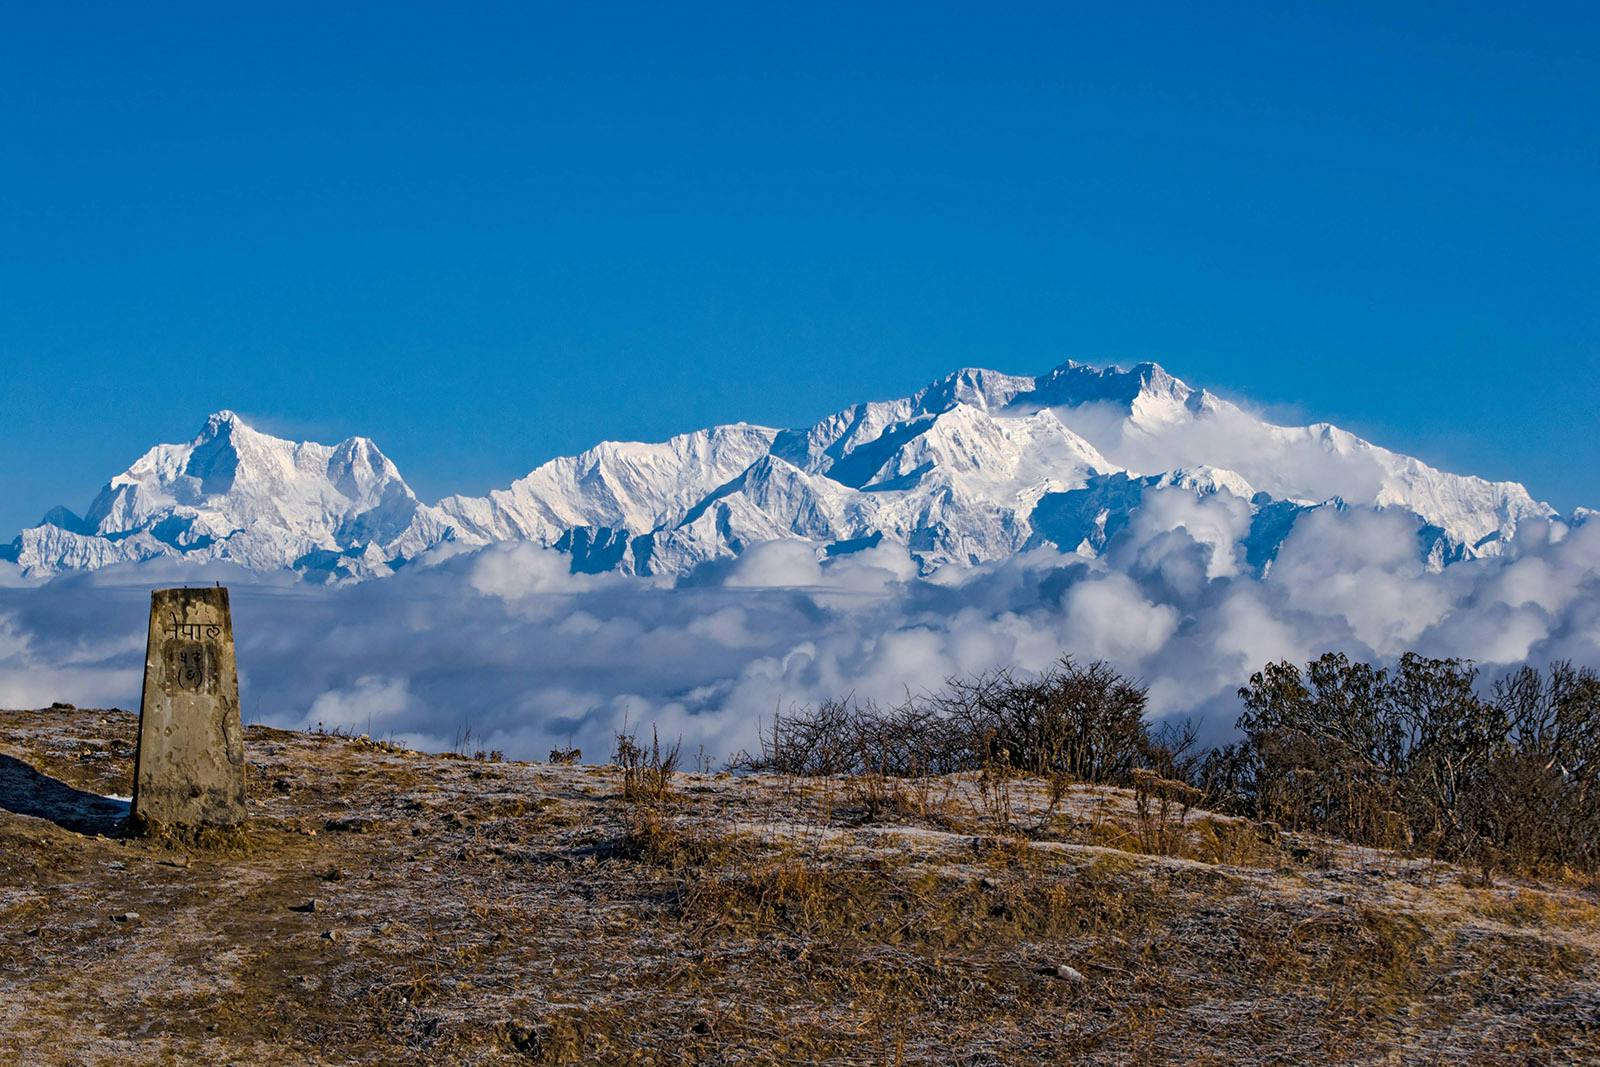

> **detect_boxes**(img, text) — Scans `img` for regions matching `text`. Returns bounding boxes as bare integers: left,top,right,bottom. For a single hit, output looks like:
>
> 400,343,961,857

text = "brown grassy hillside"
1,707,1597,1065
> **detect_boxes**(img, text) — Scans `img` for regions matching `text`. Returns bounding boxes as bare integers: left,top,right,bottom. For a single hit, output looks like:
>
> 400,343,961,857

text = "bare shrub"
735,696,972,778
1130,769,1201,856
975,744,1016,834
735,656,1162,788
933,658,1151,782
847,764,894,824
615,724,681,805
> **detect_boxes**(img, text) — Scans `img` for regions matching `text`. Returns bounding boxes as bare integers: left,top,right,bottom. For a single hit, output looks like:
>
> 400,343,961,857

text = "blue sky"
2,1,1596,536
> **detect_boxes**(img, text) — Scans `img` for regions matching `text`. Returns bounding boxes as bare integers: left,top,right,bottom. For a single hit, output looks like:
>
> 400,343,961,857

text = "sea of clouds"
3,489,1598,763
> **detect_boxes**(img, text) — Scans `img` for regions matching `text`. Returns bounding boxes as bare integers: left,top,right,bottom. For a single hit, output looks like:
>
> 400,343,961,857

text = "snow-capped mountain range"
3,360,1572,582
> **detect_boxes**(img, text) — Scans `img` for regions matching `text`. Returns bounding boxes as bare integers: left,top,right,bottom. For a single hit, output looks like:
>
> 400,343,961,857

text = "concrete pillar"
131,586,247,831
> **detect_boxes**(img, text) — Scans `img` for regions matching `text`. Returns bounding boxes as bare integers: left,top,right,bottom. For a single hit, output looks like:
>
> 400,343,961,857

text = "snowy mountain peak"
912,366,1039,414
1015,359,1186,409
4,411,445,581
3,360,1577,582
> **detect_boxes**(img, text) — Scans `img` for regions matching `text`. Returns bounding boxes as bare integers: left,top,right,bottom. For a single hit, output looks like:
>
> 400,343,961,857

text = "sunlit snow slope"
3,361,1563,581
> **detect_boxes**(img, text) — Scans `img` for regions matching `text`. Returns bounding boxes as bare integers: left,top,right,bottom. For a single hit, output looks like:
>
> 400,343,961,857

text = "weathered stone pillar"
131,586,247,831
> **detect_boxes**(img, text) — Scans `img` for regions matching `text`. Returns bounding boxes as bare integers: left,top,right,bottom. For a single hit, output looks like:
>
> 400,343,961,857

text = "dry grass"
0,707,1597,1065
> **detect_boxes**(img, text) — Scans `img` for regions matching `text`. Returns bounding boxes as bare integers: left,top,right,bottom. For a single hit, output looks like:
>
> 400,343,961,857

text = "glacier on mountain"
1,361,1566,582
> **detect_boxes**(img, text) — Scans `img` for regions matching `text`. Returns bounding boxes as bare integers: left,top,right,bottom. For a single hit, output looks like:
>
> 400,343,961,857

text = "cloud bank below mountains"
2,492,1598,763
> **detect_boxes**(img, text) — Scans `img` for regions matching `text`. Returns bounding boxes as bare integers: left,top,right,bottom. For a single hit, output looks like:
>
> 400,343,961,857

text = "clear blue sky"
3,2,1596,536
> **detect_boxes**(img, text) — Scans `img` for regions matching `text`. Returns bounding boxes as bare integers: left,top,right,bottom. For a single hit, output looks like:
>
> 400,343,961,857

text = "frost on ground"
1,706,1597,1065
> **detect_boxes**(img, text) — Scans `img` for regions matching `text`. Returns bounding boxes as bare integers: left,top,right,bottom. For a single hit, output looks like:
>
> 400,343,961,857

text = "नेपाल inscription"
166,612,223,642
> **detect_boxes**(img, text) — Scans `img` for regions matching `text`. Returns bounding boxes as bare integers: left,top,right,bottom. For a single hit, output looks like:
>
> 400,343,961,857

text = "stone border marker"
131,586,247,830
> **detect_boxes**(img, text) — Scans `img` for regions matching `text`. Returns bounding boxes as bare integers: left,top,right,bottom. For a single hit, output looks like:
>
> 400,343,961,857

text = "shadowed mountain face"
2,361,1572,582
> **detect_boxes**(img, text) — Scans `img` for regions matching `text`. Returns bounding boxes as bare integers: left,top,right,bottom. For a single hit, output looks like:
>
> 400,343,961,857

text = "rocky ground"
1,706,1598,1065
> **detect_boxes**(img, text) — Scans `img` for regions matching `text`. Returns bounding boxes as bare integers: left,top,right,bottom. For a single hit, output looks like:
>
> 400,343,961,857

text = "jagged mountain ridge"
2,360,1565,581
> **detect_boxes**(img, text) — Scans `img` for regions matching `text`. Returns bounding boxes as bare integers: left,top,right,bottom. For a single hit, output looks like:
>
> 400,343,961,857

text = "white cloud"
0,613,33,663
471,542,611,602
1117,486,1253,580
303,675,417,732
2,505,1597,765
687,607,763,648
1061,398,1388,505
1267,508,1452,652
1059,573,1179,664
1211,585,1307,673
725,539,823,588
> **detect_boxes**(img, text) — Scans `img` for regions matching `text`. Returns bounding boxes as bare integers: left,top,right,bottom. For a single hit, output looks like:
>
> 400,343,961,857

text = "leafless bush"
615,725,681,804
737,696,973,778
1130,769,1202,855
931,659,1154,782
1145,718,1204,782
735,657,1164,787
975,744,1016,833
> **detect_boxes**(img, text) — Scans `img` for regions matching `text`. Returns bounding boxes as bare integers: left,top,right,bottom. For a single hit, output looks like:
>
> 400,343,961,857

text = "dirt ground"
1,706,1597,1065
